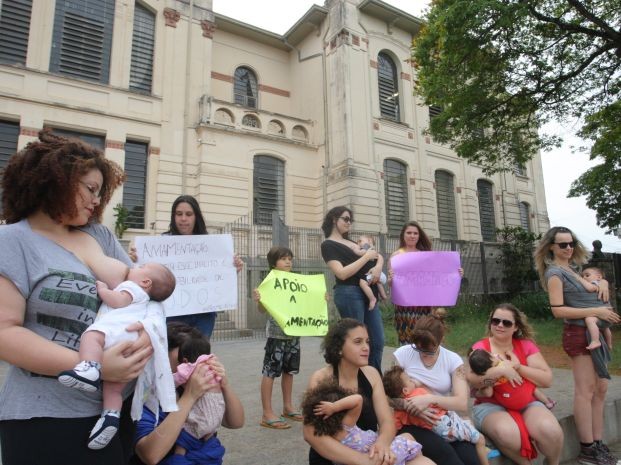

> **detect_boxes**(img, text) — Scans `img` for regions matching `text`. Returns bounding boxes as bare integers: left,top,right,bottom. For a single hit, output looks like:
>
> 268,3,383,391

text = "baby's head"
301,380,353,437
178,331,211,364
382,365,420,398
468,348,497,375
582,266,603,281
127,262,176,302
357,235,375,250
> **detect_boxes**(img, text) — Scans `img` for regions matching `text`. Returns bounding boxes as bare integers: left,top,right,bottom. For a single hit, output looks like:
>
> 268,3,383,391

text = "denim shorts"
472,400,544,430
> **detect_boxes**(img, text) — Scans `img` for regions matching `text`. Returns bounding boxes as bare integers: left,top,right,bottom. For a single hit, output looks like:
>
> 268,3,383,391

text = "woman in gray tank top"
0,130,152,464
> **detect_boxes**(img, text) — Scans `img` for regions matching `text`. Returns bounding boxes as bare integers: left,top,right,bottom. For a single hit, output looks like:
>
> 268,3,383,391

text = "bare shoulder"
361,365,382,385
308,366,334,388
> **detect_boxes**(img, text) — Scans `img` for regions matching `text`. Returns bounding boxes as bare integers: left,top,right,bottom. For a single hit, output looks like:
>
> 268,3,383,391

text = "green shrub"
511,292,553,321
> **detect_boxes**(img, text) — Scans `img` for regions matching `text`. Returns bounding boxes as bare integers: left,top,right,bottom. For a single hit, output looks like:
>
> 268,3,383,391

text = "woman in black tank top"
303,319,434,465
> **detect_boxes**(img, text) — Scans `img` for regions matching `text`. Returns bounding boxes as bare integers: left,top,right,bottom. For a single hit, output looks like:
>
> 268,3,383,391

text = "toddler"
356,235,388,309
254,246,302,429
581,267,613,350
171,331,226,460
59,262,176,449
302,380,423,465
383,366,489,465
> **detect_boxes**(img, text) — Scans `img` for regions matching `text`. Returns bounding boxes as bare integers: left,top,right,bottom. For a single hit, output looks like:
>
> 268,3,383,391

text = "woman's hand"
101,322,153,383
252,288,261,302
128,245,138,263
598,280,610,302
458,267,464,277
364,248,379,262
233,254,244,273
204,355,226,388
499,363,523,387
184,360,218,402
368,264,382,284
595,306,621,323
369,436,396,465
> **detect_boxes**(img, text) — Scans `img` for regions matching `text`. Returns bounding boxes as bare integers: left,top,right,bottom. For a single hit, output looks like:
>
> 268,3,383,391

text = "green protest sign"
257,269,328,336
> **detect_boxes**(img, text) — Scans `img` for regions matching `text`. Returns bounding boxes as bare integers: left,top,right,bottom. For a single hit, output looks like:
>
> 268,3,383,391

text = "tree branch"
566,0,621,44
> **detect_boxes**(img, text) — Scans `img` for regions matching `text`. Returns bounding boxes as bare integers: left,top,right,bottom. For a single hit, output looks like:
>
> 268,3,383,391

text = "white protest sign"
134,234,237,317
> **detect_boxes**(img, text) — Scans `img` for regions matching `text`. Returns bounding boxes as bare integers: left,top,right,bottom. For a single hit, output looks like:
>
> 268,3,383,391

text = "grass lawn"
381,302,621,375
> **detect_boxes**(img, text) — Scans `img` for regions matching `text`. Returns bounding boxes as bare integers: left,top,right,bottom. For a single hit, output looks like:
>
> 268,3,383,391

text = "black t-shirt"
320,239,374,286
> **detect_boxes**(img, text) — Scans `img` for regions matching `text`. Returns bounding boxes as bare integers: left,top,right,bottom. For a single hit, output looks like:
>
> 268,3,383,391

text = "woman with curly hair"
0,130,152,464
534,226,620,464
303,318,434,465
466,304,563,465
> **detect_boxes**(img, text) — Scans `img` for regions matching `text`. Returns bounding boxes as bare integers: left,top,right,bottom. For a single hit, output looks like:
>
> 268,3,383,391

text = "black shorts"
262,337,301,378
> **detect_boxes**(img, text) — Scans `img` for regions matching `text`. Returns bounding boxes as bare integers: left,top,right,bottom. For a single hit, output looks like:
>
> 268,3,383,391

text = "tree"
414,0,621,226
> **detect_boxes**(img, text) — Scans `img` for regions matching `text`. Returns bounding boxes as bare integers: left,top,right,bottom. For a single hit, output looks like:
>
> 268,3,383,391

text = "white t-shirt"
393,344,463,395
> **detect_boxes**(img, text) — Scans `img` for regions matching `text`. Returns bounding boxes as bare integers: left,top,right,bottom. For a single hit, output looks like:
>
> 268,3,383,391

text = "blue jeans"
167,312,217,338
333,284,384,372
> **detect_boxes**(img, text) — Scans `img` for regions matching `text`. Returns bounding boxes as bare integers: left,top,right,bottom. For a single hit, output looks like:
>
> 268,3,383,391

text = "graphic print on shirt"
37,269,99,350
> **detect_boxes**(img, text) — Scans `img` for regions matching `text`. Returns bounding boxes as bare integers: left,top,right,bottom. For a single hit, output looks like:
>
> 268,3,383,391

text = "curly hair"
398,221,432,251
534,226,589,290
1,129,124,224
410,308,448,350
301,379,355,437
382,365,406,399
485,303,534,340
321,206,353,239
166,195,207,235
322,318,366,371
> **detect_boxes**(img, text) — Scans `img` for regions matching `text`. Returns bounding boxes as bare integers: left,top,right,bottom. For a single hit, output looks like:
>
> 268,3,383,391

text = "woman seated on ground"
133,322,244,465
303,318,435,465
391,309,480,465
467,304,563,465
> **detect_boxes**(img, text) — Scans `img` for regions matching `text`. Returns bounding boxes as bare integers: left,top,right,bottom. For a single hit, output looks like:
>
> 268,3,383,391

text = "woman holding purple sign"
388,222,462,345
320,206,385,373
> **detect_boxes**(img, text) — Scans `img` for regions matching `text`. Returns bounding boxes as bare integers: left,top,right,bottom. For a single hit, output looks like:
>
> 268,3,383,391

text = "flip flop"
282,411,303,422
260,418,290,429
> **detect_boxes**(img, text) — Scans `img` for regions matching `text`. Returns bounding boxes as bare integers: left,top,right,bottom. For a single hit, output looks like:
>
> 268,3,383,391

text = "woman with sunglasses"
392,309,479,465
534,226,620,464
467,304,563,465
320,206,385,372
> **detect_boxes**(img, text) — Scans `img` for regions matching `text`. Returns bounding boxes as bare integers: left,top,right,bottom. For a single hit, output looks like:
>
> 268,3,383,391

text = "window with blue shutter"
435,170,458,240
123,141,148,229
384,159,409,234
50,0,115,84
378,53,399,121
130,3,155,93
0,121,20,218
234,67,258,108
0,0,33,65
519,201,531,232
477,179,496,241
253,155,284,225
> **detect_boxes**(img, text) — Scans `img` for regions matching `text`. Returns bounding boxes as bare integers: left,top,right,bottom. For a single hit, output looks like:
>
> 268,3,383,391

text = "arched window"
253,155,284,225
377,52,399,121
292,125,308,141
129,2,155,93
519,201,531,232
383,159,409,234
435,170,458,240
234,66,258,108
242,114,260,128
477,179,496,241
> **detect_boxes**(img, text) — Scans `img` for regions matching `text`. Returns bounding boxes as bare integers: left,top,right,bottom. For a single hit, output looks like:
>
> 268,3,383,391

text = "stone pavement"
2,337,621,464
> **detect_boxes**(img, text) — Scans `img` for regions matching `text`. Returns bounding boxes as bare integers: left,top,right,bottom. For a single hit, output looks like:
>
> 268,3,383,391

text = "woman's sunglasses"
339,216,354,224
490,318,514,328
411,345,438,356
554,241,575,249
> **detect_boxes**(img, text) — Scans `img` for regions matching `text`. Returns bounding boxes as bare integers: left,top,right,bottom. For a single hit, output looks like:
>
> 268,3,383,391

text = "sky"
212,0,621,252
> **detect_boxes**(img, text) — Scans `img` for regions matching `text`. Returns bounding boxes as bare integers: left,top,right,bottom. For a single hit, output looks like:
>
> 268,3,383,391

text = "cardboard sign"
257,270,328,336
135,234,237,317
390,251,461,306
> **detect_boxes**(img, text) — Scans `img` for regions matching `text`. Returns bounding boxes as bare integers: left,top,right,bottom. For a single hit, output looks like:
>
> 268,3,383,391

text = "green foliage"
113,203,129,239
511,292,553,321
569,101,621,233
414,0,620,175
496,226,541,295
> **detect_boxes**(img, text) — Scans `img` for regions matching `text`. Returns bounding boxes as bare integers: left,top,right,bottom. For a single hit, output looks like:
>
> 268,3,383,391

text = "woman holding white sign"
320,206,385,372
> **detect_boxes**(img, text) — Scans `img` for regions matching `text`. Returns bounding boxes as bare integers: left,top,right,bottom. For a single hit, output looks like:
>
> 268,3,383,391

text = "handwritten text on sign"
135,235,237,317
258,270,328,336
390,251,461,306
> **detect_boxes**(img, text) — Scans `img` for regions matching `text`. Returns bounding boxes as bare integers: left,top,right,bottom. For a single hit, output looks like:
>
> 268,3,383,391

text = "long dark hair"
321,206,353,239
166,195,207,235
398,221,432,251
322,318,365,372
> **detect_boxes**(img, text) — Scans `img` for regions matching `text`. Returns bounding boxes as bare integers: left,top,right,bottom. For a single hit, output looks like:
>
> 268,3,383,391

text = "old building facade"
0,0,549,240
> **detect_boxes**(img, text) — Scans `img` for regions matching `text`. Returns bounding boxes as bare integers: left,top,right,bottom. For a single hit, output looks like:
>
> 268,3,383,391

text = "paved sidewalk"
2,337,621,464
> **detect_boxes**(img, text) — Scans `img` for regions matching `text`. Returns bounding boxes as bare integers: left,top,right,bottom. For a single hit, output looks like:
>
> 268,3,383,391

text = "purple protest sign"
390,251,461,306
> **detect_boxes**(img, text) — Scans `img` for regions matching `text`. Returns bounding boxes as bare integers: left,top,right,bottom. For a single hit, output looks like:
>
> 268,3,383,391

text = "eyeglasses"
80,181,101,199
490,317,514,328
411,345,438,356
554,241,575,249
339,216,354,224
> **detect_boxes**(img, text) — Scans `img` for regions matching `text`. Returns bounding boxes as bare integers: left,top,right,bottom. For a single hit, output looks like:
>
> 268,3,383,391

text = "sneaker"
577,444,610,465
88,410,120,450
595,443,620,465
58,360,101,392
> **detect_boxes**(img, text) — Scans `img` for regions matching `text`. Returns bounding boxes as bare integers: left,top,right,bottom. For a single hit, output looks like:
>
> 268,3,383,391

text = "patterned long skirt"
394,305,432,345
